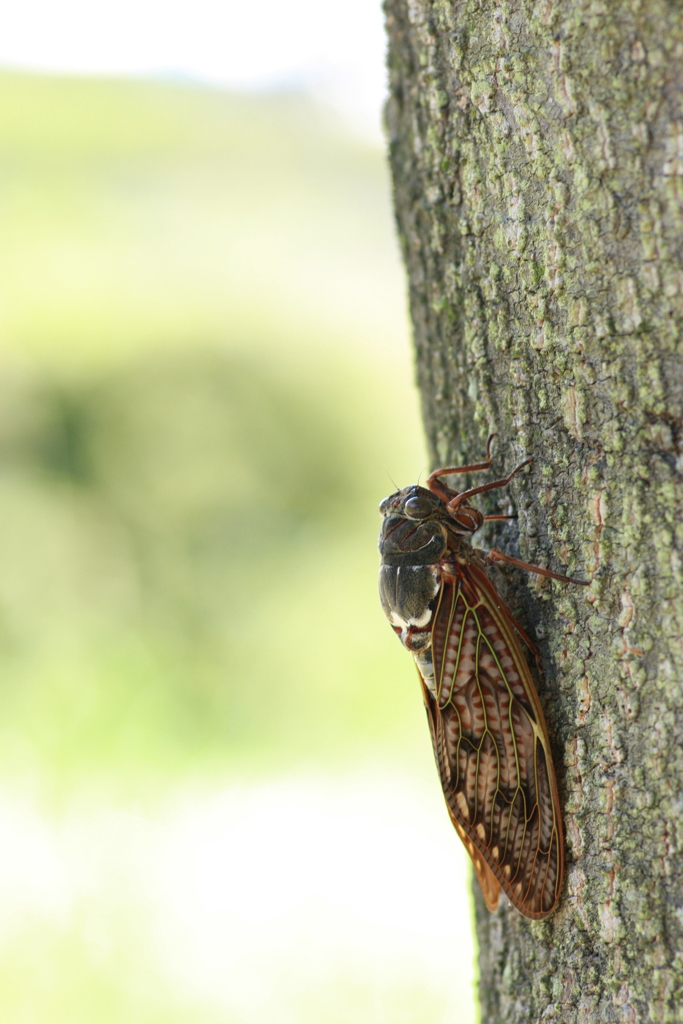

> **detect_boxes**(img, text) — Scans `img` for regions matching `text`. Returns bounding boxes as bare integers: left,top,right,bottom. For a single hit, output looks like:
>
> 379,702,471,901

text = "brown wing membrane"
421,566,564,919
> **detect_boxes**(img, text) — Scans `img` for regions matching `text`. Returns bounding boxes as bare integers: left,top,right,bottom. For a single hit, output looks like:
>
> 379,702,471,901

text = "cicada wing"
421,568,564,919
452,819,501,912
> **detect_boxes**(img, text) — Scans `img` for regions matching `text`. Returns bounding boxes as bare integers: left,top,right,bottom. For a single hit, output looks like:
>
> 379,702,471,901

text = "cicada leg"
487,548,588,586
445,457,532,514
427,433,533,514
426,433,497,502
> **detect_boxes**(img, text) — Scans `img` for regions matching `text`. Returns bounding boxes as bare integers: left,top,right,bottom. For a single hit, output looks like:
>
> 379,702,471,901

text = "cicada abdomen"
378,438,586,919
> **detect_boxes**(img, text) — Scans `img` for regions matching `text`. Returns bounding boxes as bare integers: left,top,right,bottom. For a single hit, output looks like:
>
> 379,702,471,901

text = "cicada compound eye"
404,494,434,519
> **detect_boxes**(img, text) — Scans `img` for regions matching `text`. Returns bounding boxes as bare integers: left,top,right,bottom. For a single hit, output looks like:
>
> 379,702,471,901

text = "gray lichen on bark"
383,1,683,1021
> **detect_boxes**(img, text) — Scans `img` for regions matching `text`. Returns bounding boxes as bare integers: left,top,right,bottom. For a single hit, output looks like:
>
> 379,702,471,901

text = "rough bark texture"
384,2,683,1022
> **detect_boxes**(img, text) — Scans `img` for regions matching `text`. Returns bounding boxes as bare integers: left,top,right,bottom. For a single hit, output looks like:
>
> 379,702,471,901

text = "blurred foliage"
0,71,477,1024
0,72,405,366
0,71,426,790
0,346,420,784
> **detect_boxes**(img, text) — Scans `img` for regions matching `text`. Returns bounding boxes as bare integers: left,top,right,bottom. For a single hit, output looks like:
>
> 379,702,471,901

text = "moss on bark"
384,1,683,1021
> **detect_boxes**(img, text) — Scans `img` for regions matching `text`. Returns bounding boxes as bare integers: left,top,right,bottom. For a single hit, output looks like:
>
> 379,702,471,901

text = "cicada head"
379,484,443,521
378,486,448,567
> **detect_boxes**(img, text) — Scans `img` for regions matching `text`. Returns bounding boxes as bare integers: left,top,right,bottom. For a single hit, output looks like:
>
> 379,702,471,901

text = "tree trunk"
384,2,683,1021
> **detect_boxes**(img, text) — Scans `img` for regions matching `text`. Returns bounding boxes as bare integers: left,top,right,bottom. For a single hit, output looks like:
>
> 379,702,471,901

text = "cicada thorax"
378,454,573,920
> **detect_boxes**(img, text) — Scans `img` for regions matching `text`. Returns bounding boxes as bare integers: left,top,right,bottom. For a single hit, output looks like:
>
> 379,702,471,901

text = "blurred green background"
0,72,475,1023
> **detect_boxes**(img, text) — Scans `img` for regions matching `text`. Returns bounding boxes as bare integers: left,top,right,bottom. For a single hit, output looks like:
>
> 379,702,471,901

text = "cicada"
378,437,585,919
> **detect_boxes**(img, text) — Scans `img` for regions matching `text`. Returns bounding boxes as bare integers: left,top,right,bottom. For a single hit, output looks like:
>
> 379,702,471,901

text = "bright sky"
0,0,388,135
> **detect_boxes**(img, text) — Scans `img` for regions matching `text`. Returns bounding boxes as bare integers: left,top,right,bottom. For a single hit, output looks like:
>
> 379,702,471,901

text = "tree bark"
384,2,683,1022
